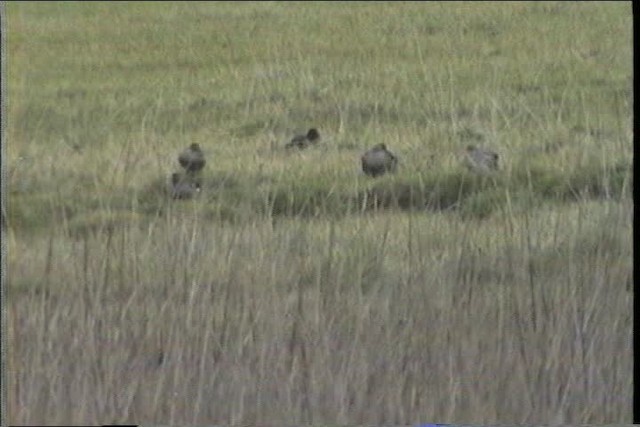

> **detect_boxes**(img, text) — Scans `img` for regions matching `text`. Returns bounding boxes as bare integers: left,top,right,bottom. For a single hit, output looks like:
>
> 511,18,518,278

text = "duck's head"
307,128,320,141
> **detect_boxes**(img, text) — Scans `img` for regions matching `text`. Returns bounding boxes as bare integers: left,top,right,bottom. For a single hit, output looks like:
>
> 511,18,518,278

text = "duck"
170,173,201,200
361,143,398,177
284,128,320,149
463,144,499,173
178,143,206,174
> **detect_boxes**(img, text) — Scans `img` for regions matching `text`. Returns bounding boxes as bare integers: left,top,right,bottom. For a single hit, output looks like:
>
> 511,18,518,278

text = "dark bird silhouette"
463,144,499,173
178,143,206,173
170,173,201,200
361,143,398,177
285,128,320,149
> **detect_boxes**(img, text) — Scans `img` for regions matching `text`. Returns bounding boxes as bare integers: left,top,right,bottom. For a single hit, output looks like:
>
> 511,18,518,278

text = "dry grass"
3,1,633,424
5,200,632,424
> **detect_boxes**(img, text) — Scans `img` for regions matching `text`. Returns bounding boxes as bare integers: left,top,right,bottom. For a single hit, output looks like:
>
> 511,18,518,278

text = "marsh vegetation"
4,1,632,424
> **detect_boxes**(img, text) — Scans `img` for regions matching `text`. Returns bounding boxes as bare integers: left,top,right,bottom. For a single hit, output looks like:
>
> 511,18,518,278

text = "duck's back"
362,149,397,176
179,147,206,172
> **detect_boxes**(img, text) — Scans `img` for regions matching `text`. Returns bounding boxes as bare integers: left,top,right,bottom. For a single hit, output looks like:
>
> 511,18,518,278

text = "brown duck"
178,143,206,173
285,128,320,149
361,143,398,177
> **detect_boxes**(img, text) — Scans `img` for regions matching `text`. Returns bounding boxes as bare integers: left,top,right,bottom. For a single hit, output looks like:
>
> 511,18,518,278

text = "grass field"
3,1,633,424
